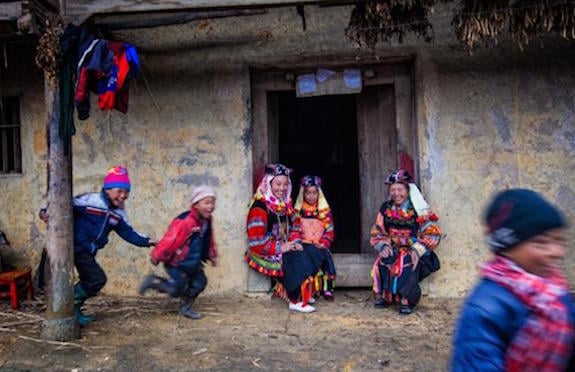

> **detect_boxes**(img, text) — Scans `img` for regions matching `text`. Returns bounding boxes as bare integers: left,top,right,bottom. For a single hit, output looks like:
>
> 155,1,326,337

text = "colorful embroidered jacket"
370,200,441,257
151,207,217,267
73,191,151,255
296,202,334,249
245,198,302,277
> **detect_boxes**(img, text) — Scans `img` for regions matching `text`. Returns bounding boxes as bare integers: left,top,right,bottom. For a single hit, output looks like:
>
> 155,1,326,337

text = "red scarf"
482,256,574,372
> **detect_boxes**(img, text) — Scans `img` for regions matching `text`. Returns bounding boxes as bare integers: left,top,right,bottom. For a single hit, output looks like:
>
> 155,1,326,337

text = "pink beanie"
103,166,131,191
191,185,216,205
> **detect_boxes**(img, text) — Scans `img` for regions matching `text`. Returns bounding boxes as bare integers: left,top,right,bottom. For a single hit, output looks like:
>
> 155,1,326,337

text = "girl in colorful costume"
451,189,575,371
246,164,324,313
294,175,336,301
370,169,441,315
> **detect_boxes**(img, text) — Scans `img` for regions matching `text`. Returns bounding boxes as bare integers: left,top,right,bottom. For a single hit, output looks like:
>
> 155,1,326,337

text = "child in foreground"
451,188,575,371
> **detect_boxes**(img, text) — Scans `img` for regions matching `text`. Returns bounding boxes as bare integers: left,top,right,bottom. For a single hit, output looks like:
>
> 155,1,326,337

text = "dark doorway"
276,91,361,253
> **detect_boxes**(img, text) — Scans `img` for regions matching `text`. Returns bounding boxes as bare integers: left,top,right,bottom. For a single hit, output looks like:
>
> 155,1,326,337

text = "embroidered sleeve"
247,205,281,257
370,212,391,252
288,211,302,243
412,212,442,256
319,212,335,249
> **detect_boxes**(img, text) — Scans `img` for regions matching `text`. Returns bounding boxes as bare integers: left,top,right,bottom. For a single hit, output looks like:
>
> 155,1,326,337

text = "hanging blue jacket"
73,191,151,255
451,278,575,371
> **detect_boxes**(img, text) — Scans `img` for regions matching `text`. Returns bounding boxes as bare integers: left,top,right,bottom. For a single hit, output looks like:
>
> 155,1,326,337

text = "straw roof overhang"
347,0,575,50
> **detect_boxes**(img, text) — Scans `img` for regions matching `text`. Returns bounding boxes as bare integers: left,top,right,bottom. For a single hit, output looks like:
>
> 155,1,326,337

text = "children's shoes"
180,302,202,319
289,301,316,313
323,291,334,301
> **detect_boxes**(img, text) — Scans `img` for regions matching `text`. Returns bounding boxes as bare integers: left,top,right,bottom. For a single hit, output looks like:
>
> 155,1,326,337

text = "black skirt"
281,243,324,292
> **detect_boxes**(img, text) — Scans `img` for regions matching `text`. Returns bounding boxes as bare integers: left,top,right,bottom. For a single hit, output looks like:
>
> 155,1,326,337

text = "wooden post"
40,77,79,341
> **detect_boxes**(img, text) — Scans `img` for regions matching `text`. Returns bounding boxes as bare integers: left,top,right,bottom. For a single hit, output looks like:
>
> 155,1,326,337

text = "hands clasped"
281,241,303,253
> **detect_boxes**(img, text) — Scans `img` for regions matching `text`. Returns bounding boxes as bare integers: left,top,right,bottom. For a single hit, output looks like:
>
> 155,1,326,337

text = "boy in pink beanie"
139,185,218,320
40,166,157,326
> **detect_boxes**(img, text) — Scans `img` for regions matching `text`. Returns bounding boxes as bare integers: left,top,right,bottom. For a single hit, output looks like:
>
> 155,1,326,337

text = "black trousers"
74,249,107,297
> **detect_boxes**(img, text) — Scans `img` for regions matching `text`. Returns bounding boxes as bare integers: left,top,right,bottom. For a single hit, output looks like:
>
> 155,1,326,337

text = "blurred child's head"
484,188,567,277
103,166,131,208
191,186,216,219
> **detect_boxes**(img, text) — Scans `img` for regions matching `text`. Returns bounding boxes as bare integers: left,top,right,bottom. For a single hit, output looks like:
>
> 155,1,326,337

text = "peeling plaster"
489,107,513,144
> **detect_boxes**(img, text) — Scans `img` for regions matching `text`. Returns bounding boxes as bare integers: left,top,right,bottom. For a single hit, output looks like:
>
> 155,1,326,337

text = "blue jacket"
451,278,575,371
73,191,150,255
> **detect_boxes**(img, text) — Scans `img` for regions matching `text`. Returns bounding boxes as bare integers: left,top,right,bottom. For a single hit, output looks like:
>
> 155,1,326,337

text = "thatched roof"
346,0,575,50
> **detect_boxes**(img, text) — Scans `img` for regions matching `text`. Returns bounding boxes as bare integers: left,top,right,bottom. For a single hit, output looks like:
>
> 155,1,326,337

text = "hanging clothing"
59,23,141,123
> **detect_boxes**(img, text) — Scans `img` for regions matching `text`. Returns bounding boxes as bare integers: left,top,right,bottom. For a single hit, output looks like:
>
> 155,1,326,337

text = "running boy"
139,186,217,320
40,166,157,325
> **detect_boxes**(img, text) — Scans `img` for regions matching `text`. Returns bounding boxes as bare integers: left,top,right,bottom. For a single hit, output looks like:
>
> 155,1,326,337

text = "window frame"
0,95,23,174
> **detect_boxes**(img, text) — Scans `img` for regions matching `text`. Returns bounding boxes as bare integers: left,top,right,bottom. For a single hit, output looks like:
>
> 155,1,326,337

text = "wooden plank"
92,9,266,30
65,0,334,25
12,127,21,172
356,85,397,254
250,71,291,190
394,72,417,180
0,2,20,21
1,127,7,172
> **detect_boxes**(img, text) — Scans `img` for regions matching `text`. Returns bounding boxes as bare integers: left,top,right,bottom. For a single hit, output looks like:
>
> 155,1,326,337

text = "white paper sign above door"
296,68,363,97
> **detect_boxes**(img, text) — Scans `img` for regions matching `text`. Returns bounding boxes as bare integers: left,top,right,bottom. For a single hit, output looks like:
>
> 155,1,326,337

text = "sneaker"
307,297,316,304
323,291,334,301
289,302,316,313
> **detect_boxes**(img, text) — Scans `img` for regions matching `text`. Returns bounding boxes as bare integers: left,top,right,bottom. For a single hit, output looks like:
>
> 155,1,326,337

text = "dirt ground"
0,291,462,371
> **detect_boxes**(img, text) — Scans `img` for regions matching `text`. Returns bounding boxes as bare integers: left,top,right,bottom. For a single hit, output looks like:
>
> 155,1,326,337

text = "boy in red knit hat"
40,166,157,325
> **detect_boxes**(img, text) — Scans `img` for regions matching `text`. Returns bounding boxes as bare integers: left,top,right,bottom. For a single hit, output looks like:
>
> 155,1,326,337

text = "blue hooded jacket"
451,278,575,371
73,191,150,255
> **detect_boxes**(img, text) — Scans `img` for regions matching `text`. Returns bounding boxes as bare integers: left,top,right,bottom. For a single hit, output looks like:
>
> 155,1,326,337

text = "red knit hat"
103,166,131,191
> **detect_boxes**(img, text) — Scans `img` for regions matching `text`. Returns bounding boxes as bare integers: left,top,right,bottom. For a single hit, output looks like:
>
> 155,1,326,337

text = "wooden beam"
0,2,20,21
65,0,344,24
92,9,266,31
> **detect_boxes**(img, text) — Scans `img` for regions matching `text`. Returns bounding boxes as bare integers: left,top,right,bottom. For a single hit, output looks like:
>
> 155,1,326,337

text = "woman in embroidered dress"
246,164,324,313
451,189,575,371
370,169,441,315
294,175,336,301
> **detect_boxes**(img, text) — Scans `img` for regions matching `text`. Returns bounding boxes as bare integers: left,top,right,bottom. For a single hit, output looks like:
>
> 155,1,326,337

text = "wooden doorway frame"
249,61,416,290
